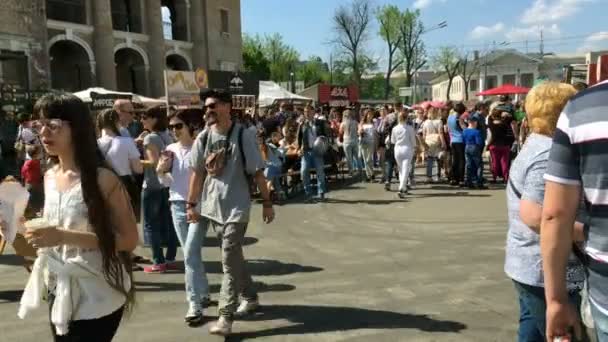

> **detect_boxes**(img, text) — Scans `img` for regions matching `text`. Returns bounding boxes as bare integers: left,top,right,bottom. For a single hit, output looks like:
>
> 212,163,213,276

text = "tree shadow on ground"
202,259,323,276
203,236,259,248
323,198,408,205
412,192,491,198
224,304,467,340
0,289,23,303
134,281,295,295
0,254,26,267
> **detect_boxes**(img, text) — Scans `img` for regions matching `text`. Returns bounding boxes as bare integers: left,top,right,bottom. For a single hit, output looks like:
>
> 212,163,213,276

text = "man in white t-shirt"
113,99,143,138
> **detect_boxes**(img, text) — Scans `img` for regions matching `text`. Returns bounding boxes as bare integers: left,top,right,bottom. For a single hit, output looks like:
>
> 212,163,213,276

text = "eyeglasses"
169,123,184,130
31,119,64,133
204,102,218,110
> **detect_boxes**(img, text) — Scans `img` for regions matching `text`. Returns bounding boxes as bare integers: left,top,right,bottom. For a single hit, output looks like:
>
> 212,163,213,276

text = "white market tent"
258,81,312,107
72,87,166,106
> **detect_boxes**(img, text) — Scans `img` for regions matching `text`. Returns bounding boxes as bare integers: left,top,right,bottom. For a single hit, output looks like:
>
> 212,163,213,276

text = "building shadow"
0,289,23,304
224,304,467,340
134,281,295,295
203,259,323,276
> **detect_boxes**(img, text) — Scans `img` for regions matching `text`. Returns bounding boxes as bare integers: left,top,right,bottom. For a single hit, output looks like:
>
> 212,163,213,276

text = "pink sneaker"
143,264,167,274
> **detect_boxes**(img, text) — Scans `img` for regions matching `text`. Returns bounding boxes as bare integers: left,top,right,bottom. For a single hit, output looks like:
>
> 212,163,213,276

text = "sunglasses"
169,123,185,130
31,119,64,133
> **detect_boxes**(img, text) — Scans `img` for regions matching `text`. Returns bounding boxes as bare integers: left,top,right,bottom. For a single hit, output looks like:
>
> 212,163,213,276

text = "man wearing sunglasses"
187,89,275,336
114,99,143,138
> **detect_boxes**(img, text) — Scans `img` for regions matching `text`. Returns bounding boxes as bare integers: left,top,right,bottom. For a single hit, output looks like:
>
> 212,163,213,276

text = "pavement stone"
0,176,517,342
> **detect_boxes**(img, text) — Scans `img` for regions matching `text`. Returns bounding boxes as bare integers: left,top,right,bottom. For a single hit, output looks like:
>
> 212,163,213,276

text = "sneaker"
398,191,406,199
384,183,391,191
235,299,260,316
209,316,233,336
143,264,167,274
184,305,204,326
318,193,326,202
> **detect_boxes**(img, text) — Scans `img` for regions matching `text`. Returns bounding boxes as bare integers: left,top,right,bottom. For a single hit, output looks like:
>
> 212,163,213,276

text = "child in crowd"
462,118,485,189
20,144,44,218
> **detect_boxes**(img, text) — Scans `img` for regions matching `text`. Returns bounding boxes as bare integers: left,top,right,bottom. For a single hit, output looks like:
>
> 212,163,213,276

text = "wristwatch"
186,202,198,209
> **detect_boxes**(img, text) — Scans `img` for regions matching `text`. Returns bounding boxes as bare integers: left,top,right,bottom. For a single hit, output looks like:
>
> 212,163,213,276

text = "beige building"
431,49,586,102
0,0,242,97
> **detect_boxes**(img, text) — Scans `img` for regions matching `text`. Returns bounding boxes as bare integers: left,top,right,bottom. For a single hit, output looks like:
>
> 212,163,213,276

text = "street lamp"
411,21,448,104
289,71,295,93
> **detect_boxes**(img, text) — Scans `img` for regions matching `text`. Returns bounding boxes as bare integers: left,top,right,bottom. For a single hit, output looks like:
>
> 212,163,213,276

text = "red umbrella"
476,84,531,96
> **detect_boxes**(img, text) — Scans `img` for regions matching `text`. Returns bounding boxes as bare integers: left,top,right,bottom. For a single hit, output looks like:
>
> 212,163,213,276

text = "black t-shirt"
489,117,514,146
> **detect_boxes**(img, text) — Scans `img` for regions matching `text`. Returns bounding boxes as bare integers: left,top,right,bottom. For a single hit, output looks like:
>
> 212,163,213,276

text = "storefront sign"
232,95,256,109
90,92,132,110
164,70,204,107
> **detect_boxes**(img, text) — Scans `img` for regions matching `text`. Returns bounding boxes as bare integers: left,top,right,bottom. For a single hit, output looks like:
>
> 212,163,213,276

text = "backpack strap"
238,126,249,175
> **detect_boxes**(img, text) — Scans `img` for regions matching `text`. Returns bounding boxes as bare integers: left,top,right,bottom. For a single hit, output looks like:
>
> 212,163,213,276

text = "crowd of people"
4,78,608,341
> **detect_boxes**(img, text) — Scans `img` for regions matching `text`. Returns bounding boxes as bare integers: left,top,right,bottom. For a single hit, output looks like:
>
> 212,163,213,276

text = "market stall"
258,81,313,108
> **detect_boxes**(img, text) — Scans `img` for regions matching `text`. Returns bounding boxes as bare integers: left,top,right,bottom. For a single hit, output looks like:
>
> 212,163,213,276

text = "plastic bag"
0,180,30,244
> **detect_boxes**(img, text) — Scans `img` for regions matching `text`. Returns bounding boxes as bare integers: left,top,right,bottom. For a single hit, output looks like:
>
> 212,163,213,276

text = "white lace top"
43,168,130,320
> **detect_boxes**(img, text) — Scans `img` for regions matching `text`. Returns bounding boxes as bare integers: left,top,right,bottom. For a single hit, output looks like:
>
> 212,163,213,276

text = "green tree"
399,9,426,87
360,74,386,99
377,5,403,99
296,56,329,88
332,0,373,91
263,33,299,82
242,34,271,80
433,46,461,101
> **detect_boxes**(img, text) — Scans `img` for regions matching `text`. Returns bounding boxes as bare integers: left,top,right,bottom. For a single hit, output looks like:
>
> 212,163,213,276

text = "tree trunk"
464,80,469,101
446,78,453,101
384,54,393,99
405,73,412,87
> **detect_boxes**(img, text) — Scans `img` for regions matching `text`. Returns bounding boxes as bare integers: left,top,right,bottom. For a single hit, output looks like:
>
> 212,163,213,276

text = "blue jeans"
465,145,482,186
143,188,178,265
343,142,360,173
591,300,608,341
384,153,396,184
301,150,326,197
426,156,440,178
171,201,209,306
513,280,586,342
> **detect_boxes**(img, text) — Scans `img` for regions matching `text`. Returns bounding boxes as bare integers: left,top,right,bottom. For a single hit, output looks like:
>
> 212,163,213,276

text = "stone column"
92,0,117,90
146,0,166,97
190,0,209,70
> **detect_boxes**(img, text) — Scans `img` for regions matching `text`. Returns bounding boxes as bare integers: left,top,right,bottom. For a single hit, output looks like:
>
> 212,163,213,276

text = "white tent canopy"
72,87,166,106
258,81,312,107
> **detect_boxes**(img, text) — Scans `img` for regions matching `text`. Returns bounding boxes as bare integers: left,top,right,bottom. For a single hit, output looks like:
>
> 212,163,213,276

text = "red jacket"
21,159,42,185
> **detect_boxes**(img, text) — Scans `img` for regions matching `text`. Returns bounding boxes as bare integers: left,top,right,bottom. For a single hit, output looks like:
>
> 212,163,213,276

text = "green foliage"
360,73,387,99
296,56,330,88
242,33,299,82
242,34,271,80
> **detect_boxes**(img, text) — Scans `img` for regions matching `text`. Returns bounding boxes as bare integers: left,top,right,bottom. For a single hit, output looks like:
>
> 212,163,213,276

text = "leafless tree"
459,51,481,101
433,46,461,101
332,0,372,91
399,9,426,87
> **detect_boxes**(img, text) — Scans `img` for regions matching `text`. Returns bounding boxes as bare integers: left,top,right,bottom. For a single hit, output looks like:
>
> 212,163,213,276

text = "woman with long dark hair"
20,93,137,341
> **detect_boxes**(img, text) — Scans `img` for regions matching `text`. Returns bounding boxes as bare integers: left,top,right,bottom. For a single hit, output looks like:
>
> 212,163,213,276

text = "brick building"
0,0,242,97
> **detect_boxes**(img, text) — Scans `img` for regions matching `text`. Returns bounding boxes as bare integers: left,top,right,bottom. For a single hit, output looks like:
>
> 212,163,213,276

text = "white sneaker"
209,316,232,336
236,299,259,315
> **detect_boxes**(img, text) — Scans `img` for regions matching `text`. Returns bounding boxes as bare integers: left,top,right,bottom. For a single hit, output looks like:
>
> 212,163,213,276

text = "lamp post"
290,71,295,93
411,21,448,104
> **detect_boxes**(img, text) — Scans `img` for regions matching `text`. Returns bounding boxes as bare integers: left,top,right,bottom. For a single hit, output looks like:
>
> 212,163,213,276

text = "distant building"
361,69,437,101
0,0,243,97
430,49,587,101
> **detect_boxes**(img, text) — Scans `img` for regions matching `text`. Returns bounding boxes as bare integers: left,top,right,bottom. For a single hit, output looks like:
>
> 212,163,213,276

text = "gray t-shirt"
143,132,171,190
505,133,584,289
190,123,264,224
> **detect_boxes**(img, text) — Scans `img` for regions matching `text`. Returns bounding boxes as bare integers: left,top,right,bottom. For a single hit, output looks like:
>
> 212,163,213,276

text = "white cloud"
521,0,592,25
579,31,608,52
505,24,561,42
413,0,447,9
470,23,505,40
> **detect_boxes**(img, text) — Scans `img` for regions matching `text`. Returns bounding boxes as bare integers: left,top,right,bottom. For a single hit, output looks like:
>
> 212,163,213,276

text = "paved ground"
0,173,517,342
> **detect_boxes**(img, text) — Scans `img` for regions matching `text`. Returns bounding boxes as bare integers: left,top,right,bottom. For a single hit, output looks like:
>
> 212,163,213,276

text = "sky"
242,0,608,68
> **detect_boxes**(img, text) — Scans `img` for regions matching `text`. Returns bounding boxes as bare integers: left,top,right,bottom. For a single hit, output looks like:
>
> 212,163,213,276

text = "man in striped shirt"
541,80,608,341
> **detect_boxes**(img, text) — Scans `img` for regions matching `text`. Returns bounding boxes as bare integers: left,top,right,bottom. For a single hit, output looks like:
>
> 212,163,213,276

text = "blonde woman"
421,107,446,183
339,109,360,176
503,82,588,342
358,109,376,182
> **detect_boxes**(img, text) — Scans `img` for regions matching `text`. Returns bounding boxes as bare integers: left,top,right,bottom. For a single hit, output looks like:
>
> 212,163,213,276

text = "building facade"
431,49,586,102
0,0,242,97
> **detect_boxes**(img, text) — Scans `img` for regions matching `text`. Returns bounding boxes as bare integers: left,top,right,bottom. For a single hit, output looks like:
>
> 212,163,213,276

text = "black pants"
49,295,124,342
450,142,465,183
